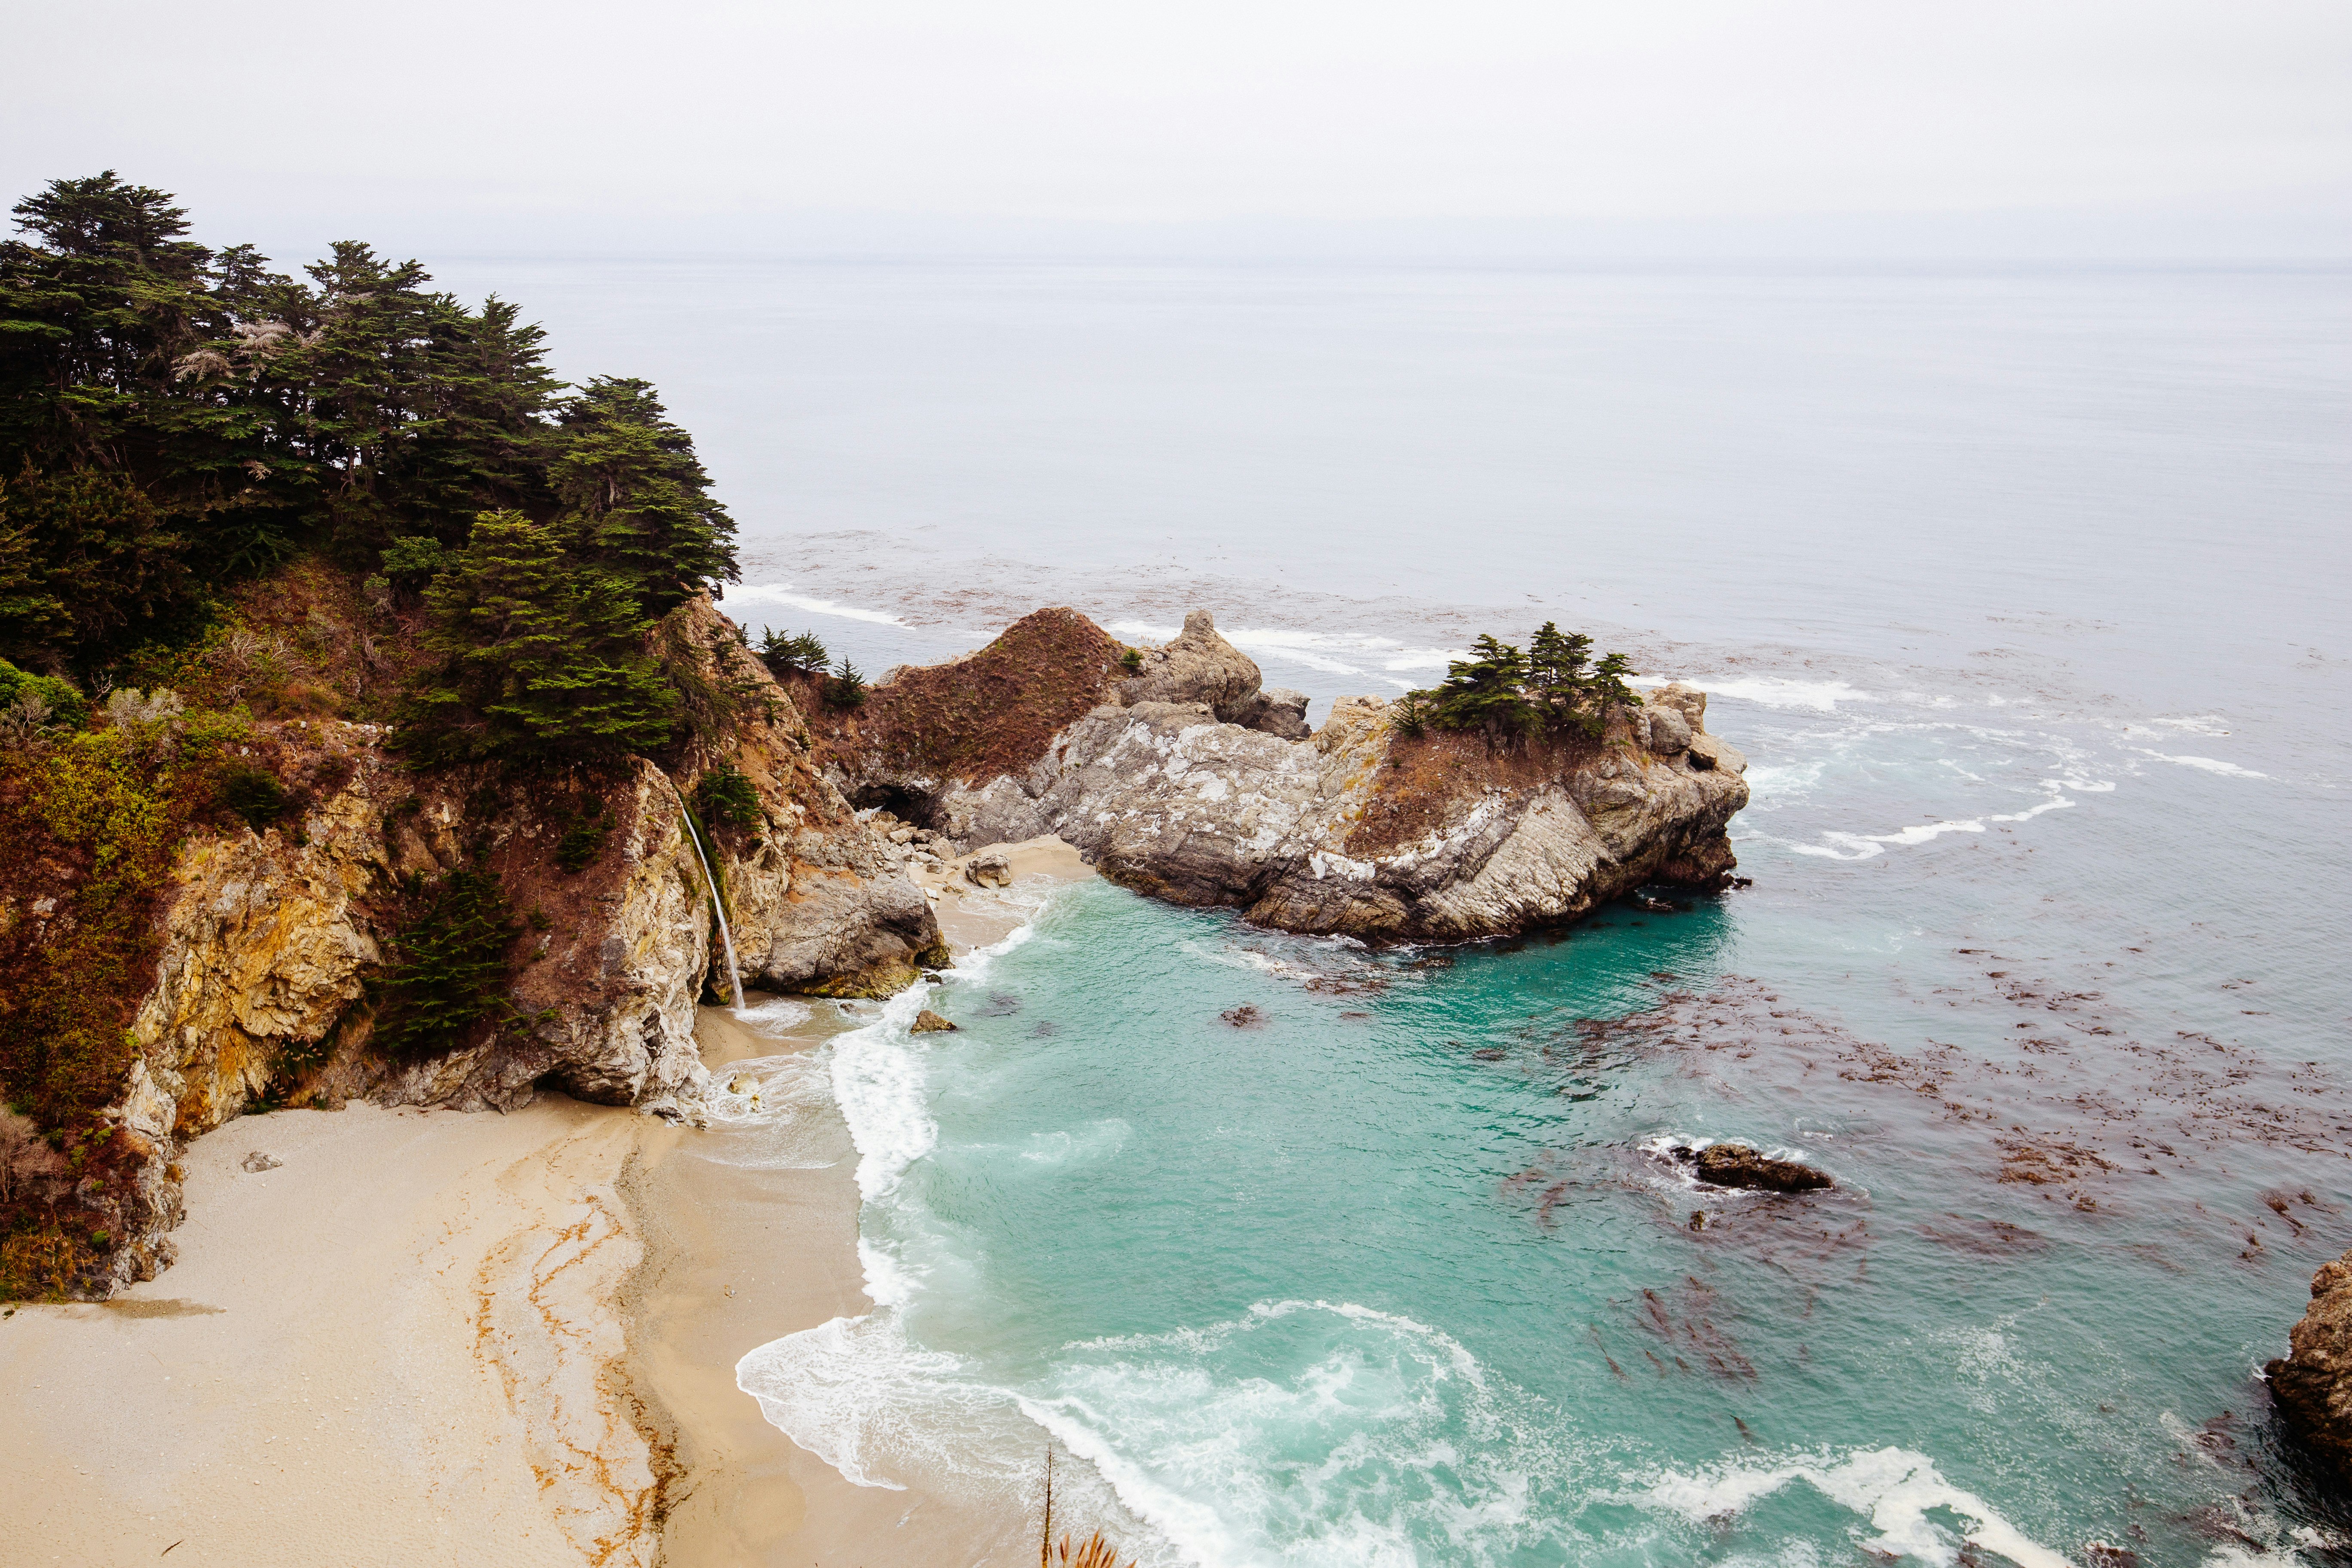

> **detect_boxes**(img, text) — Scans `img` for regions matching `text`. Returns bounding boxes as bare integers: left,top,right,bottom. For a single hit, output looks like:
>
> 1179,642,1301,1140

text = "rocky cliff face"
806,607,1748,943
9,598,940,1295
2268,1250,2352,1484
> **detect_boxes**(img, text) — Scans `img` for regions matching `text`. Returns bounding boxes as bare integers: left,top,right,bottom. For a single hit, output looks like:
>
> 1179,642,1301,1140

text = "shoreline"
619,834,1100,1565
0,838,1096,1567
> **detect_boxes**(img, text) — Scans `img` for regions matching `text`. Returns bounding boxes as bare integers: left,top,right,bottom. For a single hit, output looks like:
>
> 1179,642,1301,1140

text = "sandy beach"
0,839,1096,1568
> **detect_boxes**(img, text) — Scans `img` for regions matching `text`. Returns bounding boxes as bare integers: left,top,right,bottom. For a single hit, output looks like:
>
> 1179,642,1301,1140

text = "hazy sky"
8,0,2349,254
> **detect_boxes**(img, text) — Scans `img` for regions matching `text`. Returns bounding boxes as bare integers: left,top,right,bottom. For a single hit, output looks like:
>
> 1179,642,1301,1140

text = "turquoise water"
429,255,2352,1562
729,680,2351,1566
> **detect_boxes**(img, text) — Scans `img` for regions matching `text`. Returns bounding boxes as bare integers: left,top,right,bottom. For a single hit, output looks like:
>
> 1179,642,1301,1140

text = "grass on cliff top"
796,606,1130,789
1344,721,1611,860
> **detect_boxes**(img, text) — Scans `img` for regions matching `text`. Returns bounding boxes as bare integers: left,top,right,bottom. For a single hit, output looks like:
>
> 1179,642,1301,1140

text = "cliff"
801,608,1747,943
2269,1250,2352,1485
0,588,939,1298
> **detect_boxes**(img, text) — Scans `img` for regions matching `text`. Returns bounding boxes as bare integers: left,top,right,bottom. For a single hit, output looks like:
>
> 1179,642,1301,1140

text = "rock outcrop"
802,606,1748,943
2268,1250,2352,1484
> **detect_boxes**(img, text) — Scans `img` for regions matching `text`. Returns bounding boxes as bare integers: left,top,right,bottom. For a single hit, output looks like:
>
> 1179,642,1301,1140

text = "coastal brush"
1037,1449,1137,1568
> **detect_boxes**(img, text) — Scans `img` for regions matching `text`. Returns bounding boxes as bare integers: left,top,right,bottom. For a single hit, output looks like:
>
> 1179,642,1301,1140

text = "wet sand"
620,834,1099,1565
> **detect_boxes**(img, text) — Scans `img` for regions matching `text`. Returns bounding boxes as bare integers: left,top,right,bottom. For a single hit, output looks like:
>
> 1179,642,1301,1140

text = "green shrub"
1119,647,1143,675
824,658,867,710
555,810,611,873
215,760,289,831
372,867,524,1060
0,707,242,1128
693,762,761,832
0,659,88,731
756,628,829,677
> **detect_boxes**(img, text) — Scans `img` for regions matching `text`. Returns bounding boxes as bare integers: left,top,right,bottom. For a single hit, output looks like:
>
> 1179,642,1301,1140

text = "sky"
7,0,2349,258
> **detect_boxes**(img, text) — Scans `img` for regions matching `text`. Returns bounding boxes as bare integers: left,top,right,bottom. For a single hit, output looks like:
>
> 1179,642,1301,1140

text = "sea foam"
1630,1446,2068,1568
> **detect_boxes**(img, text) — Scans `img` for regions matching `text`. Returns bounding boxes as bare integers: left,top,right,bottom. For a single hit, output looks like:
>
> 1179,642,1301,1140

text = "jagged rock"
1677,1143,1832,1192
1644,705,1692,755
1119,609,1264,723
1646,682,1708,732
239,1150,282,1173
1685,733,1740,773
965,852,1013,889
911,1009,958,1033
1227,685,1312,741
888,825,919,844
2267,1250,2352,1484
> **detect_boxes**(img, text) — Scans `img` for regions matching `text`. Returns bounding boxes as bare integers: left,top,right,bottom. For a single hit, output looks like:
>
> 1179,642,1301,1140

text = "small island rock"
1680,1142,1831,1192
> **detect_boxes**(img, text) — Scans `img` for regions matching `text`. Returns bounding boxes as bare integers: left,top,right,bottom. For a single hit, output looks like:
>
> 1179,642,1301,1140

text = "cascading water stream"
664,774,747,1012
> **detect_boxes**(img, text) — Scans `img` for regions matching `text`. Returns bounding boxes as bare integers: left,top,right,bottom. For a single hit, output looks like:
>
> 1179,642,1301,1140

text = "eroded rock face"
818,609,1749,943
68,597,940,1295
1118,609,1262,720
2268,1251,2352,1484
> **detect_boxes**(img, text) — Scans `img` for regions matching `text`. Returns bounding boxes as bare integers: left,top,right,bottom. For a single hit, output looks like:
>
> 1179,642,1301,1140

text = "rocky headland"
797,606,1749,942
1,592,941,1297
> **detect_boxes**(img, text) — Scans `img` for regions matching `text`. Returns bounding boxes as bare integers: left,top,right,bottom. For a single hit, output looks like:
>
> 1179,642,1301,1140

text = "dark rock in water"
1688,1210,1708,1232
910,1009,958,1033
1676,1142,1832,1192
2266,1249,2352,1485
1221,1004,1265,1028
1633,894,1675,914
1472,1047,1507,1061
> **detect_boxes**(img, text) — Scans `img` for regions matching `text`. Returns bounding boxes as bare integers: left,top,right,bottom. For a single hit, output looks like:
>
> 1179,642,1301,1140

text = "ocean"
435,254,2352,1564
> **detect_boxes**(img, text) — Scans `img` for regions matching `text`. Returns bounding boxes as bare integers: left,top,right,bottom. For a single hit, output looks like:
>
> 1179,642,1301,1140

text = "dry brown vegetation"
795,607,1128,790
1346,722,1611,859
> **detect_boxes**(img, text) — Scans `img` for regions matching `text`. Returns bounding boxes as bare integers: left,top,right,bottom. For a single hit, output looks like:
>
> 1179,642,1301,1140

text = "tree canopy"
0,172,739,709
1413,620,1641,741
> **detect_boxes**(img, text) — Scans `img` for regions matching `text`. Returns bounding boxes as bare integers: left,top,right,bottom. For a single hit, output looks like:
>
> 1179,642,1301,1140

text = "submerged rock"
1678,1143,1833,1193
806,606,1748,944
2266,1250,2352,1484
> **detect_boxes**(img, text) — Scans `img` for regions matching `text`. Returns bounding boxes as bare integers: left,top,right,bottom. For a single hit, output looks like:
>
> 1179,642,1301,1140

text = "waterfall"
663,774,747,1012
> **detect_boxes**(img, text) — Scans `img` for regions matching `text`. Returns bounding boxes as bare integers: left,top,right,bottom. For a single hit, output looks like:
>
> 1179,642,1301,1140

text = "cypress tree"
395,510,680,766
1430,634,1536,735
